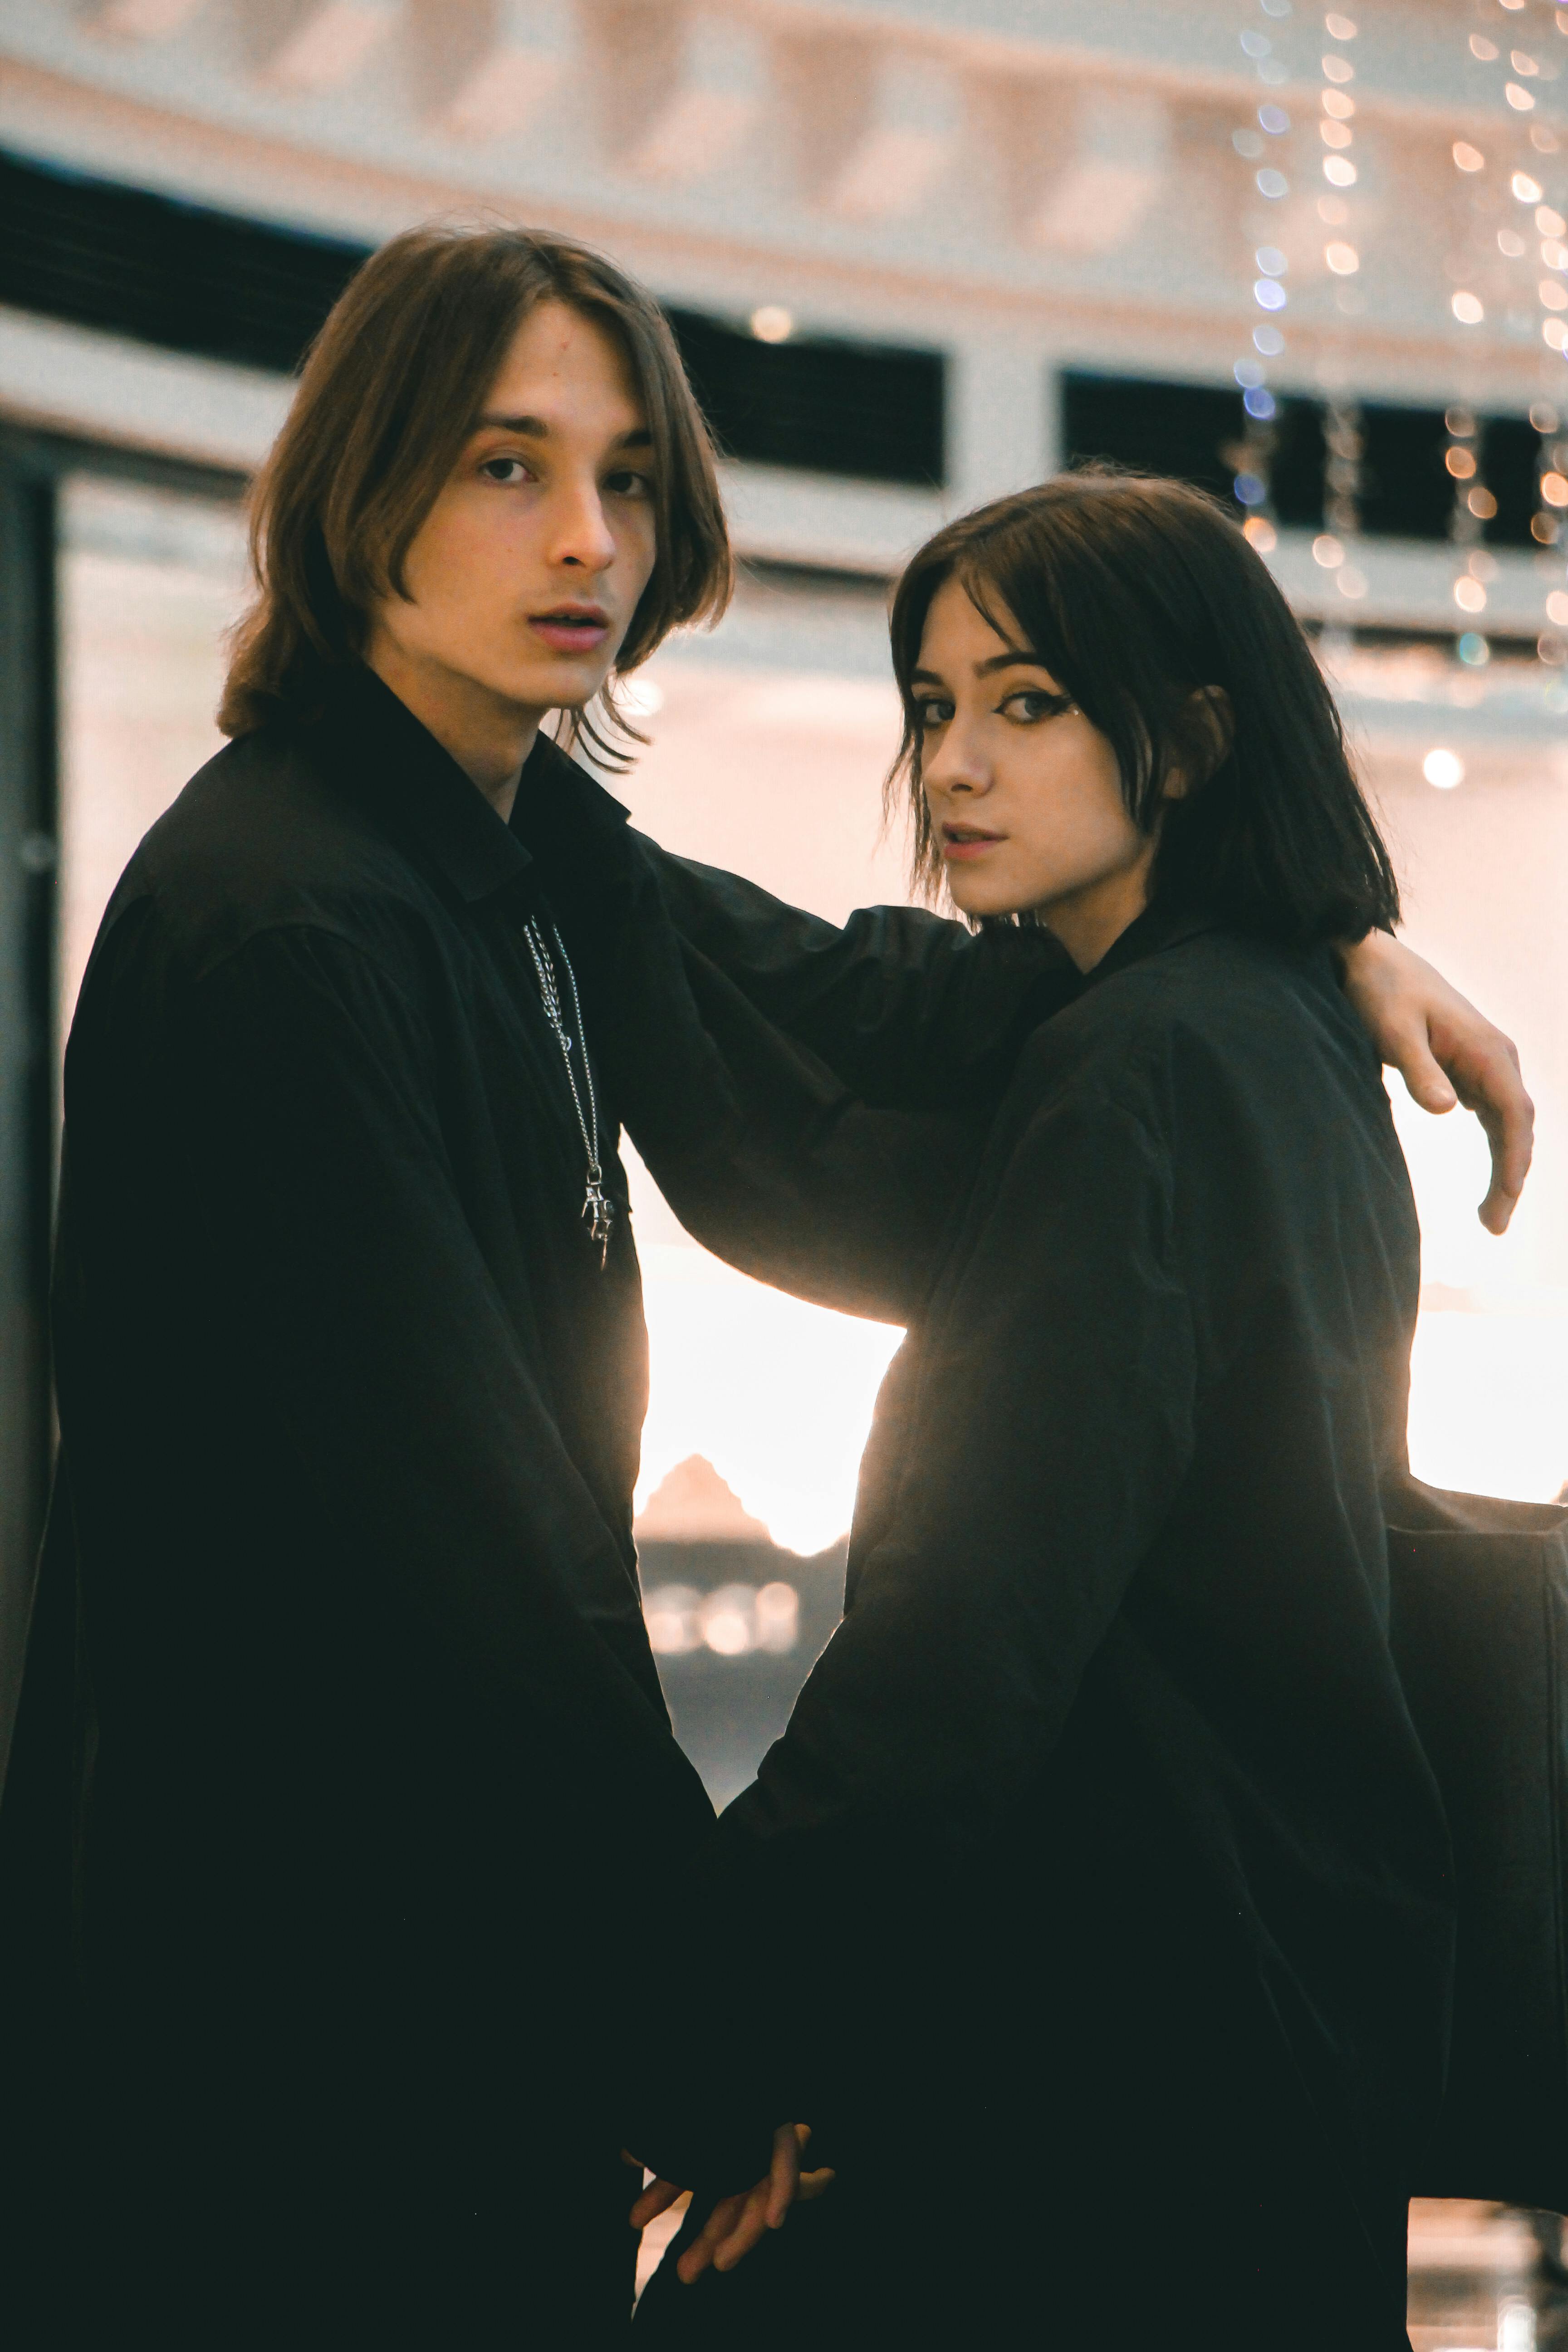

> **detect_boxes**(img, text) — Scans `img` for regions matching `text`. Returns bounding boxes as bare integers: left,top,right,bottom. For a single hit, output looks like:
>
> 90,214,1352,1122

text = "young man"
0,222,1532,2343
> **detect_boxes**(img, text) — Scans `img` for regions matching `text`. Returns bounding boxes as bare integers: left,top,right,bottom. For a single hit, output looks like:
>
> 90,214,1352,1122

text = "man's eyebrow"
475,412,550,436
471,415,654,452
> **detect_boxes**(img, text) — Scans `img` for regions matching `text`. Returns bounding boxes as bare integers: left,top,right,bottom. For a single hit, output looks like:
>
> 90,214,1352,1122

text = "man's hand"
626,2124,835,2285
1340,931,1533,1235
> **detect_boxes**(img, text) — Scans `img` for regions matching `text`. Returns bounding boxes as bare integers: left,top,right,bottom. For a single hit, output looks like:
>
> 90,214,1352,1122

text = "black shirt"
525,818,1456,2340
3,666,1062,2269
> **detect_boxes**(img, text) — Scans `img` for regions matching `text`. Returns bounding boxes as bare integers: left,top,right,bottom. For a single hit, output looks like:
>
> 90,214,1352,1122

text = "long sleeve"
544,828,985,1321
180,925,706,1838
630,1040,1200,2182
729,1049,1197,1849
636,841,1078,1114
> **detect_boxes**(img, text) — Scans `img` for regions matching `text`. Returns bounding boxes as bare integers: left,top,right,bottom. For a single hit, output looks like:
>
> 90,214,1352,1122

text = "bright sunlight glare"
635,1243,904,1555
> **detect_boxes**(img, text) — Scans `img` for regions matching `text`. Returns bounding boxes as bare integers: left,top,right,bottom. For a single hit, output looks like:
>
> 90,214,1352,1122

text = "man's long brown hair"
219,224,732,756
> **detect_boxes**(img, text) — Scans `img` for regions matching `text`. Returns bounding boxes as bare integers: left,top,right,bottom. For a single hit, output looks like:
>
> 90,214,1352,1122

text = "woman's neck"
1034,850,1156,973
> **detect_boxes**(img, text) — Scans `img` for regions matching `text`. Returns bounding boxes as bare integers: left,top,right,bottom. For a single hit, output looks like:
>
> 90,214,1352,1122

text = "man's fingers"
630,2176,686,2230
1382,1013,1459,1117
1446,1048,1534,1235
794,2165,837,2203
1399,1051,1459,1116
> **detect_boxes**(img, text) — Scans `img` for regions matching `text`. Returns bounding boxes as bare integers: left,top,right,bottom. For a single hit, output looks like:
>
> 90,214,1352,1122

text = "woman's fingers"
675,2190,750,2285
765,2122,805,2230
629,2174,686,2231
712,2182,777,2273
671,2125,833,2283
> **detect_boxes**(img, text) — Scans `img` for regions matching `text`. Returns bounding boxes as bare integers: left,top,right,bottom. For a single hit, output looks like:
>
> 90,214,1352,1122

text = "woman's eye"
478,456,532,485
915,698,953,730
604,469,653,500
1001,689,1073,723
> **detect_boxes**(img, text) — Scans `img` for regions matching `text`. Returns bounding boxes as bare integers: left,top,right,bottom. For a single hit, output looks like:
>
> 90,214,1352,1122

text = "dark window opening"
1062,372,1323,531
0,148,368,379
1483,414,1547,549
667,309,945,488
1357,406,1451,542
0,149,944,491
1064,371,1544,551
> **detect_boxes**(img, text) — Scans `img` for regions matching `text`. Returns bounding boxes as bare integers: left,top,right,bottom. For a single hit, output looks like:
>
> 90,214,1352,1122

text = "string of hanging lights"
1229,6,1370,609
1313,11,1368,614
1445,3,1567,672
1229,0,1295,555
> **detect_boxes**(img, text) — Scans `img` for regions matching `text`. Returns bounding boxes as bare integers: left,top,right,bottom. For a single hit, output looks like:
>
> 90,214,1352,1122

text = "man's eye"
478,456,532,485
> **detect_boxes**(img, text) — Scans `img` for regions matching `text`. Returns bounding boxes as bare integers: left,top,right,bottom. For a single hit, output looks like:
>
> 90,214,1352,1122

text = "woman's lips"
528,614,610,654
941,828,1005,862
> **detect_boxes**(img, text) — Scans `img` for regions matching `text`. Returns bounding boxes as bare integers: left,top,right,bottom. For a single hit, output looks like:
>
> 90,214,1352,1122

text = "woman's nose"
926,739,990,798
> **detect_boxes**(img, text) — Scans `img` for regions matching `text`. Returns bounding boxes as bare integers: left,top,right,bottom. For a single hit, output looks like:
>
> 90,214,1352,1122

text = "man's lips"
941,825,1005,861
528,607,610,654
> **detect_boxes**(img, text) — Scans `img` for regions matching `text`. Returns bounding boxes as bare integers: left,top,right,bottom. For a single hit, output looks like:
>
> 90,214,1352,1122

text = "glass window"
57,473,249,1045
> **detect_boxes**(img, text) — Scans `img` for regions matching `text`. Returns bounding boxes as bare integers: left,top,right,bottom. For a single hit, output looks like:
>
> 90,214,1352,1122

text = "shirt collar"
314,664,629,907
507,728,633,865
1078,899,1218,991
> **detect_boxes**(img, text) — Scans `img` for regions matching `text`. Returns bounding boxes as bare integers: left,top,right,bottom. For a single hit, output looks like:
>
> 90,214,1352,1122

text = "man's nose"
550,476,617,574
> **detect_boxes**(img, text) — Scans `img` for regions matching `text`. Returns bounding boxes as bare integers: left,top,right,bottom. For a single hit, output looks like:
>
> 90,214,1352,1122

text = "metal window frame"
0,421,245,1788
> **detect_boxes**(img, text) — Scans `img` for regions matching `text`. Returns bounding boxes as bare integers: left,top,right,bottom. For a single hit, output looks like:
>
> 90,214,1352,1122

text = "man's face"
368,299,659,726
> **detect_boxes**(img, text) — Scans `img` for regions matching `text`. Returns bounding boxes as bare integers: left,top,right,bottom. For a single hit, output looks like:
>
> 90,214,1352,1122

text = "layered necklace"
521,918,614,1267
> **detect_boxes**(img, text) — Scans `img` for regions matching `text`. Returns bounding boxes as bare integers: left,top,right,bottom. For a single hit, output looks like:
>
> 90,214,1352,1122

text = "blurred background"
0,2,1565,2328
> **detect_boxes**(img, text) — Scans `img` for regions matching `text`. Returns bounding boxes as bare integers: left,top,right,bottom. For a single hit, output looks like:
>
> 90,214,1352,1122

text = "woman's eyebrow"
975,650,1050,676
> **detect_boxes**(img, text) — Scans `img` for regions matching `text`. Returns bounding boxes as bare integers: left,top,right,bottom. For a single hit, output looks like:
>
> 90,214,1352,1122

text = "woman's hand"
1340,931,1534,1235
627,2123,835,2285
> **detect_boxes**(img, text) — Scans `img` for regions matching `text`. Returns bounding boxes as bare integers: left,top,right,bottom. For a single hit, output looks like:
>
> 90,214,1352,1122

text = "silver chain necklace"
521,918,614,1268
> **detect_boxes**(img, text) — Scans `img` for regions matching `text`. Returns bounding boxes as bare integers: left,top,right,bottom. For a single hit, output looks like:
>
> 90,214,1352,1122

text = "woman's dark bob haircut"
220,224,732,757
887,470,1398,946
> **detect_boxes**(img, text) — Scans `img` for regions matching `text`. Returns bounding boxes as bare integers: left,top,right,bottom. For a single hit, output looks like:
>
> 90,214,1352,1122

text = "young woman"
522,474,1478,2347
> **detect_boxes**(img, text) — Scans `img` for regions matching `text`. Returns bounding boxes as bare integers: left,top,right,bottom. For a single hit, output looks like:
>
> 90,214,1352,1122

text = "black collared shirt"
17,662,1067,2221
518,813,1455,2314
29,667,735,2186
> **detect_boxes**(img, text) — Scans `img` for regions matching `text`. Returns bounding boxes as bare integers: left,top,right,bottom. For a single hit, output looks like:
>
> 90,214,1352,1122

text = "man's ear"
1166,686,1235,799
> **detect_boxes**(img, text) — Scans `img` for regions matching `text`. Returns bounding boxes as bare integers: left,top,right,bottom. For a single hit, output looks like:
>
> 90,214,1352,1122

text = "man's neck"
364,637,543,825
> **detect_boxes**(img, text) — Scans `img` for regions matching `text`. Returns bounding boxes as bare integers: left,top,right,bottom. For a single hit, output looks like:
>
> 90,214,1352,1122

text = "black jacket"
0,673,1063,2326
528,811,1456,2347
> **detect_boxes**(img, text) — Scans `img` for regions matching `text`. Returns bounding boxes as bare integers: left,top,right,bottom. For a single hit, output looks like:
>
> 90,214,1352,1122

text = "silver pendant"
583,1179,615,1268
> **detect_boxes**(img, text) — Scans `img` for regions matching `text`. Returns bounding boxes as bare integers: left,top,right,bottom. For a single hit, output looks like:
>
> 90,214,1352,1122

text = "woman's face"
913,574,1158,971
